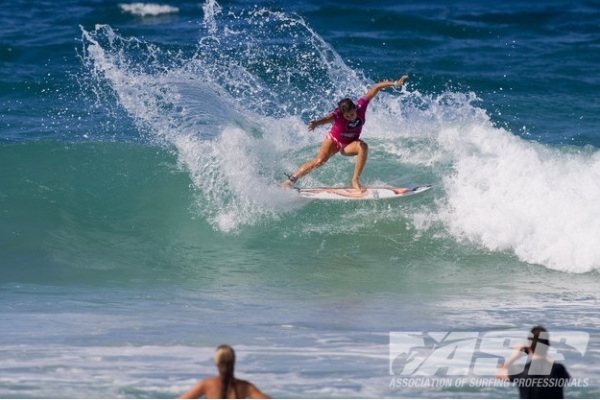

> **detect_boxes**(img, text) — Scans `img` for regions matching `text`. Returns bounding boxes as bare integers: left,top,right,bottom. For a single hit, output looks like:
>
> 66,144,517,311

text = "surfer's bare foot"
351,179,366,192
281,175,297,188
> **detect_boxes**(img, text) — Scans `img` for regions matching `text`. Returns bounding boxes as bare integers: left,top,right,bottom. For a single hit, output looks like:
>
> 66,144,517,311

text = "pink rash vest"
326,96,370,150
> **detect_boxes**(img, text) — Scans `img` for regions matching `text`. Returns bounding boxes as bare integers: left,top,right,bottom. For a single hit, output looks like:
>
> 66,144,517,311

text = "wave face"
72,3,600,272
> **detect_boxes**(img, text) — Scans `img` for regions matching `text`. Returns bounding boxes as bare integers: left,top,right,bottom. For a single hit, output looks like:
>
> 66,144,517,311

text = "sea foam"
118,3,178,17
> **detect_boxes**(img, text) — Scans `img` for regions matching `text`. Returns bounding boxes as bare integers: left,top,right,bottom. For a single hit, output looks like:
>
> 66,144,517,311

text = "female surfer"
282,74,409,191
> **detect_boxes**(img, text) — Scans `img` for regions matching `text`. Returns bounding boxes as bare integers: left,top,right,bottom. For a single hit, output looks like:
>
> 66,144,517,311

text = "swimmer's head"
214,344,236,398
528,326,550,354
214,344,236,376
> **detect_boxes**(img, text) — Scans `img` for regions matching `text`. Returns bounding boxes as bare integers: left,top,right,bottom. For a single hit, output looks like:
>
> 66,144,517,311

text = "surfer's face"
342,109,357,121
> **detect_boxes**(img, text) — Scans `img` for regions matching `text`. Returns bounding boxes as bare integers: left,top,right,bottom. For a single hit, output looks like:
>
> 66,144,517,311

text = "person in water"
496,326,571,399
178,345,270,399
282,74,409,191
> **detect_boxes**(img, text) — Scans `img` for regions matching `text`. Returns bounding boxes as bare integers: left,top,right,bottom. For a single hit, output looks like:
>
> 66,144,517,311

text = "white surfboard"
297,185,432,201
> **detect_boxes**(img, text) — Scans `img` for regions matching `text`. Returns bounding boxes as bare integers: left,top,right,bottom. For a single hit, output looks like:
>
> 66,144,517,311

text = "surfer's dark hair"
338,98,356,113
215,345,237,399
528,326,550,353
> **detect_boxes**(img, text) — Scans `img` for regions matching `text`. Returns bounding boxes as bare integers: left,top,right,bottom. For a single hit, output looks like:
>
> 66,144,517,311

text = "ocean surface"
2,0,600,398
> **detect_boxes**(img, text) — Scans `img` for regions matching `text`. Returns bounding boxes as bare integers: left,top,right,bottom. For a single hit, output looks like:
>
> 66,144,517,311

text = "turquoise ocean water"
2,0,600,398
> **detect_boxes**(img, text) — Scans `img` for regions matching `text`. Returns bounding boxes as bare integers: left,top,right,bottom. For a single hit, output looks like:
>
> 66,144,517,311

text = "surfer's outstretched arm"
308,113,335,131
363,75,408,101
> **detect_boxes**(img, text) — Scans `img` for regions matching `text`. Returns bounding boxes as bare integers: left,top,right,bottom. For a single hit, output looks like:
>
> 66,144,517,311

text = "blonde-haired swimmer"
282,74,408,191
178,345,270,399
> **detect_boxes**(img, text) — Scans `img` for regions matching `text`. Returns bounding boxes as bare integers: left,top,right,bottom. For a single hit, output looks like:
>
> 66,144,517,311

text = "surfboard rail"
296,185,432,200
